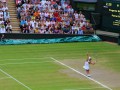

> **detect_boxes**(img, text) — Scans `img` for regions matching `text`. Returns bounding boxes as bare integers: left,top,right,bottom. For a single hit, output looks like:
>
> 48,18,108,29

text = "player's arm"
89,58,95,65
90,61,95,65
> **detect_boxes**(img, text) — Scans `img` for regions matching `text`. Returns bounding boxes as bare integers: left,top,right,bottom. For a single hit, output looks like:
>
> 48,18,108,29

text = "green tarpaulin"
0,35,101,45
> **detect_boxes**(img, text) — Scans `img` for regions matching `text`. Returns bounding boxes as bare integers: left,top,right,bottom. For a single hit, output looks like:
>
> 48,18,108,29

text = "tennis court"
0,42,120,90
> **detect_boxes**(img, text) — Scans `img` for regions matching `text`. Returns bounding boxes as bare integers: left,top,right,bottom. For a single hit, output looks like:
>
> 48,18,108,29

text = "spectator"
4,10,10,20
6,23,12,33
81,25,87,31
78,28,83,35
71,24,76,34
2,3,8,11
4,18,10,27
0,22,6,33
20,18,27,32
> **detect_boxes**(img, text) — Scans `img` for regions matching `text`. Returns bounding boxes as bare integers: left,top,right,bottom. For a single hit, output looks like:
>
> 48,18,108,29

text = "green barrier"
0,35,101,45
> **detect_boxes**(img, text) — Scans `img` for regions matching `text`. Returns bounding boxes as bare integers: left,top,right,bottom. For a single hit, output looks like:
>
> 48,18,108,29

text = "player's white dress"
83,57,91,70
83,61,89,70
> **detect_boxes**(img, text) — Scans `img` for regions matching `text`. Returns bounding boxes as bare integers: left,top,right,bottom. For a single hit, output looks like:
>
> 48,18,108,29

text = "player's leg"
86,69,91,77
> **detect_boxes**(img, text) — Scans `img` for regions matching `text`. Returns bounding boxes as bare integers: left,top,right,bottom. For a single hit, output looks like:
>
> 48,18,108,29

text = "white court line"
50,57,112,90
0,57,49,62
0,68,32,90
64,87,105,90
0,61,54,66
0,76,11,80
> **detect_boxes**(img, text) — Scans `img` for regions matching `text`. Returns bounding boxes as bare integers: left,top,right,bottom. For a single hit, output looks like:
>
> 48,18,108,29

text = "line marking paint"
0,61,54,66
0,76,11,80
0,57,49,62
0,68,32,90
50,57,112,90
64,87,106,90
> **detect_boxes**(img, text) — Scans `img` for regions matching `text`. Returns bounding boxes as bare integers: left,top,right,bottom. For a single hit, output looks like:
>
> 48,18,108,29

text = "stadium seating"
4,0,94,34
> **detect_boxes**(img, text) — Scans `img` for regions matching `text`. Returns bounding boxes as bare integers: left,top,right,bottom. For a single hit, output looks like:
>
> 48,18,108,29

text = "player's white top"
83,56,91,70
83,61,89,70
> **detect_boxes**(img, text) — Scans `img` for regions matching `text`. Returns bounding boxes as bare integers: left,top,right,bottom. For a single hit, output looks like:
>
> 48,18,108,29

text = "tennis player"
83,53,95,77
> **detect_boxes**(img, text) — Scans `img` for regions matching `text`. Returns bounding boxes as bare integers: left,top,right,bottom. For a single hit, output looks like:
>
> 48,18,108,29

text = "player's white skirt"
83,65,89,70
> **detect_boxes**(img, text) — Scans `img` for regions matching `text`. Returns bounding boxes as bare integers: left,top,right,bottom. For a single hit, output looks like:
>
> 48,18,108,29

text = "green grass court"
0,42,120,90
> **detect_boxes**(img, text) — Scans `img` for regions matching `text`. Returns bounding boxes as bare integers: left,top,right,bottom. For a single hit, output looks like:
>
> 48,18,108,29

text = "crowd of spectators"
0,0,12,33
16,0,94,34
